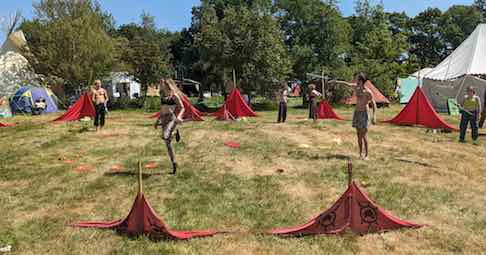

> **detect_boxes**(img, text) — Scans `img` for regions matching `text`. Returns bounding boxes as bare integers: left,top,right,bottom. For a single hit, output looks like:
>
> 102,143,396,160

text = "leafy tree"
20,0,120,94
116,12,173,91
441,5,482,52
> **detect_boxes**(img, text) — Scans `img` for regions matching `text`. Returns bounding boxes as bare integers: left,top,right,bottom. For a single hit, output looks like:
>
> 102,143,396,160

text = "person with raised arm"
332,73,377,160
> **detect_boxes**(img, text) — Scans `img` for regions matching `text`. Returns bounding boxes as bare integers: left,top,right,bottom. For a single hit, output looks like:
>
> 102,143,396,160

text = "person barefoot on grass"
308,84,322,122
277,82,288,123
92,80,108,132
332,73,377,160
459,86,481,145
154,78,185,175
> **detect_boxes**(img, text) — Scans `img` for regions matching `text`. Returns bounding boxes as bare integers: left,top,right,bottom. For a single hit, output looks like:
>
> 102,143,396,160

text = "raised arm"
330,80,355,87
174,94,185,122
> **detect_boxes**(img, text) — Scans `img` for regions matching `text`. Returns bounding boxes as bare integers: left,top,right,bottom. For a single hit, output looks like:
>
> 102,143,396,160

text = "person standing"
459,86,481,144
277,83,288,123
333,73,377,160
154,79,185,175
308,84,322,122
92,80,108,132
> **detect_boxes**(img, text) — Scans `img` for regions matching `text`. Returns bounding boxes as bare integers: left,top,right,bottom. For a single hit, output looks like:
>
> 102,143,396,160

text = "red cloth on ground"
0,122,15,127
150,96,204,121
342,80,390,105
53,93,95,122
267,179,423,236
383,87,457,131
71,192,221,240
224,141,241,148
317,100,344,120
213,89,257,119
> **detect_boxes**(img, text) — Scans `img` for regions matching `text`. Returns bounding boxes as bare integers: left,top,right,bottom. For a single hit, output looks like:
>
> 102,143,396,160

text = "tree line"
18,0,486,101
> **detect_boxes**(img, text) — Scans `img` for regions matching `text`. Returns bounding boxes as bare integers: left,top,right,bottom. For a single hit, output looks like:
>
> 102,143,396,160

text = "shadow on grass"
104,171,163,179
288,151,351,161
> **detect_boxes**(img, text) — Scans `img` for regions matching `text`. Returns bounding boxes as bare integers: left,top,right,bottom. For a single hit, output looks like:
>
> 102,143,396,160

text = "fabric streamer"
383,87,458,131
267,162,423,236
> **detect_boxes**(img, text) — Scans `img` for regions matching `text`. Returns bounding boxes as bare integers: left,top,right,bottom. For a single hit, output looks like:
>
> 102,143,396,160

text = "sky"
0,0,475,43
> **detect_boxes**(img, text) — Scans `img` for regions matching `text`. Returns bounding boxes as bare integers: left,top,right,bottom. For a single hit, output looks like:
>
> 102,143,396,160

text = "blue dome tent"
10,86,59,114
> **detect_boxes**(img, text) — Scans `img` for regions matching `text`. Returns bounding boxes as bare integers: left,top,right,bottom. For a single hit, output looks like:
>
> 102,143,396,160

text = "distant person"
332,73,377,160
277,83,288,123
32,97,47,115
459,86,481,144
92,80,108,132
480,89,486,128
154,78,185,175
308,84,322,122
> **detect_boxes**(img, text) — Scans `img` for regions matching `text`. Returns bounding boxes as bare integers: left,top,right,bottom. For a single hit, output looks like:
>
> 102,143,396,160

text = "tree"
273,0,350,81
196,0,290,97
441,5,482,53
20,0,120,94
116,12,173,91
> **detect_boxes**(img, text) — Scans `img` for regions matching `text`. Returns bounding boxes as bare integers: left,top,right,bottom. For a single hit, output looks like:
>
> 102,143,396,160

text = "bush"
143,96,160,112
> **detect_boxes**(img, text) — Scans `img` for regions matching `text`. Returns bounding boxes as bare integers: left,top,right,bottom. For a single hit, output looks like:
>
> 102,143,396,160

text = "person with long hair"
308,84,322,122
332,73,377,160
154,78,185,174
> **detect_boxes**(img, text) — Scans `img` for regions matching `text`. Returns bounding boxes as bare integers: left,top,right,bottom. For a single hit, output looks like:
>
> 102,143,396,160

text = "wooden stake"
321,68,326,100
138,160,143,193
233,69,237,88
347,161,353,187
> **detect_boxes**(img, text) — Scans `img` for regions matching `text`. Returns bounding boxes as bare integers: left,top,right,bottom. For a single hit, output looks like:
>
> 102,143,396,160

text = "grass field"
1,98,486,254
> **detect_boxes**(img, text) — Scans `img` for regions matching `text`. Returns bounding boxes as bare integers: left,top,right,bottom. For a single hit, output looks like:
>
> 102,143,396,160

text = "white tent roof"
0,31,27,55
411,68,433,78
425,24,486,80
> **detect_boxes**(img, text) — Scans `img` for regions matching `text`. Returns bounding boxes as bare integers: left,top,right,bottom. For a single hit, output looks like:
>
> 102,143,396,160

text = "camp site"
2,1,486,254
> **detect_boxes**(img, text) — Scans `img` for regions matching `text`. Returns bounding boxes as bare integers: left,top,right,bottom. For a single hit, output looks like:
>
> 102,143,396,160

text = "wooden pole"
321,68,326,100
347,161,353,187
138,160,143,194
233,69,237,88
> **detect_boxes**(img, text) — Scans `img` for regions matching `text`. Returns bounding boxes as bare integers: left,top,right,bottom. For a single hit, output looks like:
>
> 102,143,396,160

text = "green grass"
1,104,486,254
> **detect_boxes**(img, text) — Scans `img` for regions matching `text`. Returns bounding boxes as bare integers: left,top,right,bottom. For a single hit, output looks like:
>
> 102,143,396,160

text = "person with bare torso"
333,73,377,160
92,80,108,132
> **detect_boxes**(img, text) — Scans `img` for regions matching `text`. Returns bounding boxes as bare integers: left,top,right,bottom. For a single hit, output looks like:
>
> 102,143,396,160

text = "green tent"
398,77,419,104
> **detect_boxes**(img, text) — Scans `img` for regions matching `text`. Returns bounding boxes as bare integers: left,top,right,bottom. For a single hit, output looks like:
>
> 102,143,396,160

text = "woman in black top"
154,79,185,174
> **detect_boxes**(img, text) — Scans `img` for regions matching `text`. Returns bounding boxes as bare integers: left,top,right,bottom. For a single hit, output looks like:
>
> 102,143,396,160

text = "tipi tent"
317,100,344,120
342,81,390,106
150,95,204,121
53,93,95,122
383,87,457,131
213,89,257,119
423,24,486,112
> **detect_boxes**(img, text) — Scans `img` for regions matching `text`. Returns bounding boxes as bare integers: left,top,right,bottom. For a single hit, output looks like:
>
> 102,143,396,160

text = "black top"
161,96,176,106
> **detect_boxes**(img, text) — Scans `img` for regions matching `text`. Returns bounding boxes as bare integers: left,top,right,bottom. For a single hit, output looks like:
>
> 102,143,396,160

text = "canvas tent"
53,93,95,122
383,87,457,131
213,89,257,119
10,86,59,114
342,80,390,106
317,100,344,120
423,24,486,112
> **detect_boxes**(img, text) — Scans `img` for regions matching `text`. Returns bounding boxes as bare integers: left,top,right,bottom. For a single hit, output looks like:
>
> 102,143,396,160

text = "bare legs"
356,128,369,160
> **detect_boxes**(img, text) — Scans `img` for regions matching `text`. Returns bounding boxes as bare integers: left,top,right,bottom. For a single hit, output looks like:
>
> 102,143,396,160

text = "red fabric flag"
213,89,257,119
53,93,95,122
71,192,221,240
383,87,457,131
317,100,344,120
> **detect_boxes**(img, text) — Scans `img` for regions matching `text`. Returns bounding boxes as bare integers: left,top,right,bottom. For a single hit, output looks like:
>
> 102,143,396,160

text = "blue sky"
0,0,474,43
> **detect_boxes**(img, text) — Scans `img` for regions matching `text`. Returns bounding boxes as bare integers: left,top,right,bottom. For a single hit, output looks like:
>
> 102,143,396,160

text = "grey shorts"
352,111,369,129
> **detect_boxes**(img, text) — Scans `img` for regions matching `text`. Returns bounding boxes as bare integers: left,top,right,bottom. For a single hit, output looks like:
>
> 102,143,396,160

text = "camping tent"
213,89,257,119
423,24,486,111
0,31,27,55
398,77,419,104
342,80,390,106
53,93,95,122
383,87,457,131
10,86,59,114
150,95,204,121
